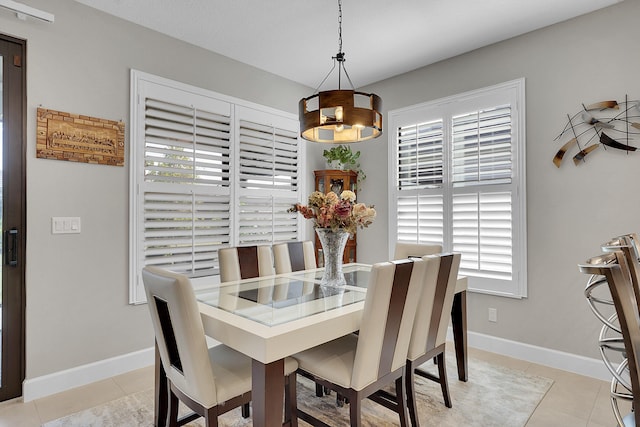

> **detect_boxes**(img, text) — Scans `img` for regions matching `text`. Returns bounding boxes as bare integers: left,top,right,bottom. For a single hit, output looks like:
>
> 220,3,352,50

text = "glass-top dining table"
153,263,468,427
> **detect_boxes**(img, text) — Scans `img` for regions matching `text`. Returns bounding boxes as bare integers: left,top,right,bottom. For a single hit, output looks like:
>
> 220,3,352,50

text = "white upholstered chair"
273,240,316,274
579,252,640,427
142,266,298,427
293,259,426,427
393,242,442,260
374,253,461,427
394,241,468,382
218,245,274,283
407,253,460,422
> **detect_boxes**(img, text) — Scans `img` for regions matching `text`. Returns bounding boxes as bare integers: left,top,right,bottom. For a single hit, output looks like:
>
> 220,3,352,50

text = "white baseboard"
22,332,611,402
23,347,155,402
448,328,611,382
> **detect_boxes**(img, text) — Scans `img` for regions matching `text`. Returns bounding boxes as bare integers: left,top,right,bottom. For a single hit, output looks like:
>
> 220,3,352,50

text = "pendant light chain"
298,0,382,143
337,0,343,55
335,0,355,90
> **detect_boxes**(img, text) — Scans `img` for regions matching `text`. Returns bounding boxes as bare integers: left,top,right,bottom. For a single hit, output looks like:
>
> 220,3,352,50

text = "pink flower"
334,200,352,219
290,191,376,235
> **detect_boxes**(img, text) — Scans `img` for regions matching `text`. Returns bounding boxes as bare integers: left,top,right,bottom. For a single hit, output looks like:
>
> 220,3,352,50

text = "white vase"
316,228,349,287
327,160,341,170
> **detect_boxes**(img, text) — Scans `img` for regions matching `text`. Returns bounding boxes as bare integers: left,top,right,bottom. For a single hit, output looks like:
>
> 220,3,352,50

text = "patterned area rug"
43,354,552,427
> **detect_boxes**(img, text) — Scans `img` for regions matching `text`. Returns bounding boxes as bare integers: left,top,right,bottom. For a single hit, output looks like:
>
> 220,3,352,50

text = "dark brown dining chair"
579,251,640,427
273,240,316,274
602,234,640,303
596,234,640,369
218,245,274,283
292,258,426,427
142,266,298,427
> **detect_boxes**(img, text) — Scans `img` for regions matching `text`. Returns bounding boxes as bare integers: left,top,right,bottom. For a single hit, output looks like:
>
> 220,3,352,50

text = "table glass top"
194,264,372,326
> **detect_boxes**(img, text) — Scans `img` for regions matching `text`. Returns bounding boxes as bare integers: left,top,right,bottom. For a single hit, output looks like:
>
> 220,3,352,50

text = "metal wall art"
553,96,640,167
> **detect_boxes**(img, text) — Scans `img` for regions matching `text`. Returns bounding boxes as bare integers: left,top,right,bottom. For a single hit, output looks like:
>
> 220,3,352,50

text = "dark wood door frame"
0,33,27,401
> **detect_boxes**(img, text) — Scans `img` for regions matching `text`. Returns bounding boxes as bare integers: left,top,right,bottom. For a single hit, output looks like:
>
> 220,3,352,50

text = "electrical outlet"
488,308,498,322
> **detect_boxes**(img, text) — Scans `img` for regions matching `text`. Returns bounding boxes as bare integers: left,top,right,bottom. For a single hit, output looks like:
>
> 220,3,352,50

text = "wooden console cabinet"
313,169,357,266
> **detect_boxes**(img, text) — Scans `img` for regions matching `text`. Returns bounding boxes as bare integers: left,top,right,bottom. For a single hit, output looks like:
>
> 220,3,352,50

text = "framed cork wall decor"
36,107,125,166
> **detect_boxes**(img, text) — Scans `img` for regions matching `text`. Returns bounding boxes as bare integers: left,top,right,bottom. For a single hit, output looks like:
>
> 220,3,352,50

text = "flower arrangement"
289,190,376,235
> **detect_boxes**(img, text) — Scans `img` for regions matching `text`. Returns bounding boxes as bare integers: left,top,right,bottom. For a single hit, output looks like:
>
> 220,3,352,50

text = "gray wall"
356,0,640,359
0,0,310,379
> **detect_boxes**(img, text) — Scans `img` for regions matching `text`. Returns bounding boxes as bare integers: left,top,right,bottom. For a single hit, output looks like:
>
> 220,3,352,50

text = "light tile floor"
0,347,626,427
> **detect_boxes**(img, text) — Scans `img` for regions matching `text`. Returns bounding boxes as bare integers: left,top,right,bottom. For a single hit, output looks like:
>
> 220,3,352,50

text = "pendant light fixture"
298,0,382,143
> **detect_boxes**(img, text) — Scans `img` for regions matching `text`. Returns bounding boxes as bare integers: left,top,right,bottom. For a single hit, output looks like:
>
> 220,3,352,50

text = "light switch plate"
52,217,81,234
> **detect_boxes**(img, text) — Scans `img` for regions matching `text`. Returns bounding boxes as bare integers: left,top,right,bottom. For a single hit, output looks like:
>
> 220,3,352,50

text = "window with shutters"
129,71,303,303
389,79,526,298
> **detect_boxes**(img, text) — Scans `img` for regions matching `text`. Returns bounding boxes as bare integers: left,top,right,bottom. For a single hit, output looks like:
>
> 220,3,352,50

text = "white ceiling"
74,0,621,89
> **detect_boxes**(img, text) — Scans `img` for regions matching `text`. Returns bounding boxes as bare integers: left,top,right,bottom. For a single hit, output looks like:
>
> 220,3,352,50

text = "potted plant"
322,145,367,184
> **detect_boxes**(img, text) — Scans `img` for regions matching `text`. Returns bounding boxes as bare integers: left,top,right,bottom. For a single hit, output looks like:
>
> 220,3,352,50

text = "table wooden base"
451,290,468,381
251,358,285,427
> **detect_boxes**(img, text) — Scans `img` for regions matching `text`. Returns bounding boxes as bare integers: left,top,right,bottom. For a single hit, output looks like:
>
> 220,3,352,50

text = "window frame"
388,79,527,298
129,70,304,304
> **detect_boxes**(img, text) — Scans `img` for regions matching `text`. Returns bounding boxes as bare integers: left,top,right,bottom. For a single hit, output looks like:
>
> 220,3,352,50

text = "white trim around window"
388,79,527,298
129,70,304,304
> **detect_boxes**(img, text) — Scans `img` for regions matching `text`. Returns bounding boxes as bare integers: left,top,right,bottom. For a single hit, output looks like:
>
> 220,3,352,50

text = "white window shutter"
389,78,526,298
143,190,231,276
397,120,444,189
140,95,232,280
452,191,512,280
130,71,303,303
452,105,512,186
396,195,444,245
235,106,301,246
239,196,299,245
239,120,298,191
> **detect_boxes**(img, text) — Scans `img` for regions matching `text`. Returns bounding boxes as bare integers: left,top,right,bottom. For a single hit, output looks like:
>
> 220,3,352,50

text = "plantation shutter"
236,107,301,245
451,105,513,280
141,94,232,279
388,79,526,298
451,106,512,186
395,119,445,245
238,120,298,191
452,192,512,280
238,196,299,244
396,195,444,244
131,71,304,304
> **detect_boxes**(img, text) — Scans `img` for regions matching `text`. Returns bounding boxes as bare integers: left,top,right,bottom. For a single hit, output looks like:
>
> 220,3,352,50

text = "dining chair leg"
395,375,409,427
284,373,298,427
204,407,219,427
167,386,179,427
436,352,452,408
241,402,250,418
154,343,169,427
349,395,362,427
405,362,420,427
336,393,347,407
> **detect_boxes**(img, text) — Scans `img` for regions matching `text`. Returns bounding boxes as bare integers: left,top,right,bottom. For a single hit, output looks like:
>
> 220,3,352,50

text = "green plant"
322,145,367,184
